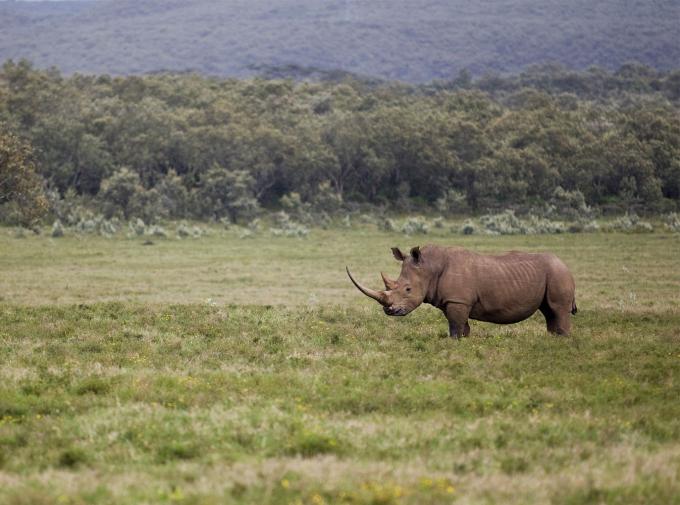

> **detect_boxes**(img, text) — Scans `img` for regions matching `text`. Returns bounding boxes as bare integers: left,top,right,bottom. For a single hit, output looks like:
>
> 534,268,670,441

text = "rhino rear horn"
381,271,398,290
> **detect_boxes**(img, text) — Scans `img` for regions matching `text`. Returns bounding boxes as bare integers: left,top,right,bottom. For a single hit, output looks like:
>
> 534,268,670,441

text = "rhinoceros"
347,245,577,337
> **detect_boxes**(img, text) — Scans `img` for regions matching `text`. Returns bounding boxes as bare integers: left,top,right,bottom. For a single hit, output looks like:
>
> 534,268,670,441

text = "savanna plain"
1,226,679,505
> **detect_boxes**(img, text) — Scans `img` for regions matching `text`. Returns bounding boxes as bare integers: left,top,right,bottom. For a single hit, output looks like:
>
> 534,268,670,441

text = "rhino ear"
391,247,405,261
410,246,421,264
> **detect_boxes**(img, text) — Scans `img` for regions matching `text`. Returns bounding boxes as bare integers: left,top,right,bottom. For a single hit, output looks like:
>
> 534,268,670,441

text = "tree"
98,167,144,219
0,129,47,225
321,112,387,199
194,165,260,222
156,169,189,218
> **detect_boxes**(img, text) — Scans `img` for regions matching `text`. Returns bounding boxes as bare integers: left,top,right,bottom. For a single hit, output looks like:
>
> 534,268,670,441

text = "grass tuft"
57,447,89,468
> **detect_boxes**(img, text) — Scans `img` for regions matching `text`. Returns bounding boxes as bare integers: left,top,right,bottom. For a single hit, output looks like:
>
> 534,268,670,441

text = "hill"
0,0,678,82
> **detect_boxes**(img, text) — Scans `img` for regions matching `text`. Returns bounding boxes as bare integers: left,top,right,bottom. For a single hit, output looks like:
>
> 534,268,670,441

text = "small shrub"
99,219,118,236
76,217,97,234
285,224,309,238
128,218,146,237
359,213,377,224
460,220,476,235
401,217,429,235
311,181,343,214
474,211,570,235
480,210,528,235
528,216,567,234
70,212,118,236
312,210,332,228
148,225,168,238
583,220,601,233
128,187,164,224
436,189,469,215
379,218,397,232
269,211,310,238
176,222,191,238
280,191,333,227
569,219,601,233
665,213,680,232
432,216,445,229
608,213,654,233
281,192,312,222
548,186,594,219
51,219,64,238
51,188,86,225
239,228,255,239
272,211,292,228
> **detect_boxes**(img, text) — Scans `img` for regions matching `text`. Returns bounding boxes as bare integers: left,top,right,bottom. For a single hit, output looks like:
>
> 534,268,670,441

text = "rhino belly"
469,281,545,324
469,301,542,324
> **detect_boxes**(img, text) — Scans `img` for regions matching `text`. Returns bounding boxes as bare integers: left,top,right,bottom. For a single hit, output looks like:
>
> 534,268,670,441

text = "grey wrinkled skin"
347,245,577,338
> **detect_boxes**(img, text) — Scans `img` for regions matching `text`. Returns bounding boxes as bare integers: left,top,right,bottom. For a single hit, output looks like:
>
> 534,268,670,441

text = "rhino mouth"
384,306,408,316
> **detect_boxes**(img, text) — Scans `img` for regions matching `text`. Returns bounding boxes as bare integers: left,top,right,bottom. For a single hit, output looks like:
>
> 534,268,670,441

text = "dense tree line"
1,60,679,224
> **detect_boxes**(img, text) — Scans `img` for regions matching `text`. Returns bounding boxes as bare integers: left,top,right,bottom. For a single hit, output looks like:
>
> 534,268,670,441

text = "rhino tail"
571,299,578,315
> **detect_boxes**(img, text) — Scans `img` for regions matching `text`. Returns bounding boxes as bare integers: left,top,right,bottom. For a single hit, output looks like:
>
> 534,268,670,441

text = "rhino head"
347,246,428,316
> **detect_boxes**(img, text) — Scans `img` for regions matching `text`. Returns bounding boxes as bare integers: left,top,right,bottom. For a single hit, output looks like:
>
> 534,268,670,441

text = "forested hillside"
1,0,679,82
2,59,679,227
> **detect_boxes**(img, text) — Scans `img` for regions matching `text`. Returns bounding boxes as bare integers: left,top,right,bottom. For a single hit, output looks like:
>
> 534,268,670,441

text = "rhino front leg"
445,303,471,339
449,320,471,338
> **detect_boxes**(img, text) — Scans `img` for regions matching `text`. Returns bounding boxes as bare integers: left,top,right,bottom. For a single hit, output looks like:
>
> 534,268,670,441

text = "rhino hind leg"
543,270,576,335
539,301,572,335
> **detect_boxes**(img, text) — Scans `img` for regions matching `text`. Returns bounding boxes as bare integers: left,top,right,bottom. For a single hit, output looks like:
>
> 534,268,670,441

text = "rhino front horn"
346,267,389,306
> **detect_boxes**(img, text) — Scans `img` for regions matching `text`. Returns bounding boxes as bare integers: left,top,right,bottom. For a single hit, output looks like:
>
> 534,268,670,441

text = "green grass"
1,226,679,504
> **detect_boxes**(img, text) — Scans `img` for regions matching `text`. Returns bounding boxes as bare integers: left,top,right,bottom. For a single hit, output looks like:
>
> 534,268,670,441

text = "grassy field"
1,226,679,504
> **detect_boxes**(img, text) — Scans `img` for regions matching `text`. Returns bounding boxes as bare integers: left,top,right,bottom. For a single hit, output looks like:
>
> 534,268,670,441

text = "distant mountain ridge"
1,0,678,81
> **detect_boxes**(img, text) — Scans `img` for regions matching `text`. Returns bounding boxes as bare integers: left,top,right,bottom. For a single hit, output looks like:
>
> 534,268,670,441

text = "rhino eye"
405,287,411,292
